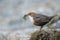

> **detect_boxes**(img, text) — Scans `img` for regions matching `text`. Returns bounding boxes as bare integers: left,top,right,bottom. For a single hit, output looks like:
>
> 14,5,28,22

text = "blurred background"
0,0,60,40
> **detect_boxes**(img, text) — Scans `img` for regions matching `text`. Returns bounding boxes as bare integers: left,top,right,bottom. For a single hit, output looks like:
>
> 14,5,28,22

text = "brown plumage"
23,12,56,29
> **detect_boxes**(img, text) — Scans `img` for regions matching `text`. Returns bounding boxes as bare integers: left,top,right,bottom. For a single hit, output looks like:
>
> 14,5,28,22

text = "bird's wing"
33,14,49,23
41,16,49,22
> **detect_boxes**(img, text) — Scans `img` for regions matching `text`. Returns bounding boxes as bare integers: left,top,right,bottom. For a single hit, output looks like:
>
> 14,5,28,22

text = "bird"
23,12,57,30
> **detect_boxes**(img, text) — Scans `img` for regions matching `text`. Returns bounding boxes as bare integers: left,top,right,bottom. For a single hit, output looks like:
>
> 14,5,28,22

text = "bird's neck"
28,16,34,23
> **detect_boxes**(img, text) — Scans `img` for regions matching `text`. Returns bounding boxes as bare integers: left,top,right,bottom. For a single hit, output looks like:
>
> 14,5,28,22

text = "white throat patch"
28,16,34,23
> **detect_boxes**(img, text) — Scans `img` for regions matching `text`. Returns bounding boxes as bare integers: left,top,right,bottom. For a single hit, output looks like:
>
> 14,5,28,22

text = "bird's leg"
40,27,41,31
40,26,43,31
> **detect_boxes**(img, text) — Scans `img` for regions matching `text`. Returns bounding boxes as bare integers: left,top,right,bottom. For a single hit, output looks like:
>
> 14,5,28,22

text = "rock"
30,30,57,40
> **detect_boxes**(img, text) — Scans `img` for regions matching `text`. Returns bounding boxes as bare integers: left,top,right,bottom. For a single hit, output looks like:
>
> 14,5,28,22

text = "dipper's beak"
23,14,28,20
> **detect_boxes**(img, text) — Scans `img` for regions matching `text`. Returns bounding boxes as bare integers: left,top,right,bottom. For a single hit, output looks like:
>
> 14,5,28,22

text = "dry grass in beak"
23,14,28,21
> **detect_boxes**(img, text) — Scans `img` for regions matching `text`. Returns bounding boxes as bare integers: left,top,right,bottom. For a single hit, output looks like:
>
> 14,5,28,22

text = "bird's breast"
28,16,34,23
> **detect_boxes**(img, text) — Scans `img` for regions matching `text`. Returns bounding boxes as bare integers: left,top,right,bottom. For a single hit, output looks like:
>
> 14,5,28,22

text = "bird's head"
27,12,36,17
23,12,36,20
